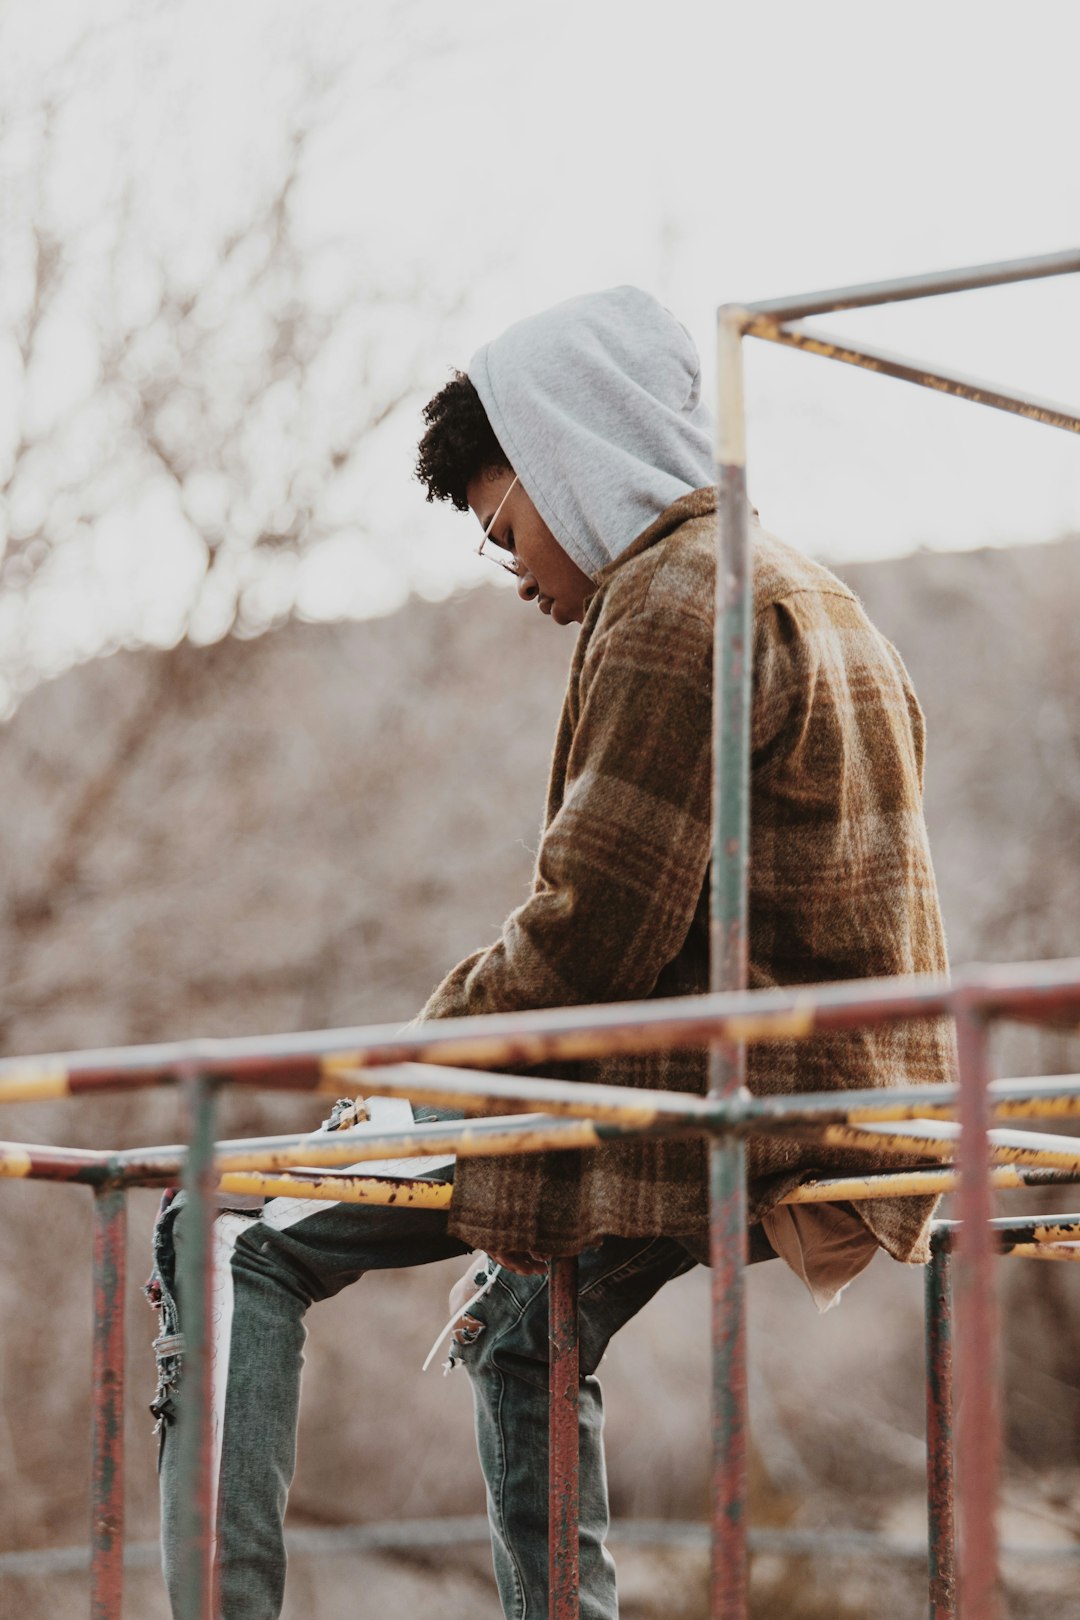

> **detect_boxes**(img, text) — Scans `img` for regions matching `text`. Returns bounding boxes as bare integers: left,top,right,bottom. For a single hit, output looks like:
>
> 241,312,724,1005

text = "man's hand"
488,1250,549,1276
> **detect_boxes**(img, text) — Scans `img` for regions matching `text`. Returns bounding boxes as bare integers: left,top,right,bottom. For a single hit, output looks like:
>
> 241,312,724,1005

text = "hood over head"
467,286,715,580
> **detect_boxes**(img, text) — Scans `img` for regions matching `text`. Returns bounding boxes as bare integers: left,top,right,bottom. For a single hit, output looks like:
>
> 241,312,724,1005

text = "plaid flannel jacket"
420,488,954,1263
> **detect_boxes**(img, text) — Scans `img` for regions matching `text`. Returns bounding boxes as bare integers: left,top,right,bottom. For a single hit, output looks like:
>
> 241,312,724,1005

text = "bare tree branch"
0,0,465,706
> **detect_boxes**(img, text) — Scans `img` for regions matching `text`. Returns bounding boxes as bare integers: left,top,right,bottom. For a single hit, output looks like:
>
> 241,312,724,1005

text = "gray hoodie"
467,286,715,581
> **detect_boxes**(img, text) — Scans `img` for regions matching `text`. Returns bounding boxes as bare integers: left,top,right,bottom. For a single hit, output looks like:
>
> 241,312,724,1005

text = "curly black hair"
415,371,510,512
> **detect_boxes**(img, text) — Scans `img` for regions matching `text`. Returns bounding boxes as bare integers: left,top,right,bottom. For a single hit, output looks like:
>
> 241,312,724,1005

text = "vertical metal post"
174,1070,218,1620
548,1254,580,1620
709,306,752,1620
925,1227,956,1619
90,1183,127,1620
954,1009,1002,1618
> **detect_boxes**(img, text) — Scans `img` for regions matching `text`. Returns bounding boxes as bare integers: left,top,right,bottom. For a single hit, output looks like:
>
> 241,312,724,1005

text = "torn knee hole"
453,1313,486,1348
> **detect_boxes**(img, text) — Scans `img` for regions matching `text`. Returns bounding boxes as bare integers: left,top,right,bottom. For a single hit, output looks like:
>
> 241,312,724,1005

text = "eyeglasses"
477,475,520,575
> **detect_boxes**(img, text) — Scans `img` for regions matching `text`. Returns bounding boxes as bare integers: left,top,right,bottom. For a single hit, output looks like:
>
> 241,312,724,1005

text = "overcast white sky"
1,0,1078,705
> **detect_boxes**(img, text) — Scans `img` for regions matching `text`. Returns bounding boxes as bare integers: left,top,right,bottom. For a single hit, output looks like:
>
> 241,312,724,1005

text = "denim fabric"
152,1172,767,1618
451,1237,697,1619
155,1183,465,1619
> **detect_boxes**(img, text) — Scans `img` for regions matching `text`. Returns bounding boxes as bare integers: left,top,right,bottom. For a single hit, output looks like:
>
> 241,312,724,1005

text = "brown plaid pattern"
421,488,954,1264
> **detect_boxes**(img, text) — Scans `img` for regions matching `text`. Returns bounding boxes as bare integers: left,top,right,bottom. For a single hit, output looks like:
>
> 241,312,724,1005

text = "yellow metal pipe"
213,1117,608,1173
782,1164,1073,1204
0,1069,69,1104
1020,1222,1080,1244
217,1172,453,1208
810,1118,1080,1172
1005,1243,1080,1262
846,1075,1080,1125
0,1147,34,1178
214,1166,1080,1218
783,1168,958,1203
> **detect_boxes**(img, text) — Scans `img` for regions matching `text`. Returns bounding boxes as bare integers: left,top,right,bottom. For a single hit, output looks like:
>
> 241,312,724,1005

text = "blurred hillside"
2,533,1080,1618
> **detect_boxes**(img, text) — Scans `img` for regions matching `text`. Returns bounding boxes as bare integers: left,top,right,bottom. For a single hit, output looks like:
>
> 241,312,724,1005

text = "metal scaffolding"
1,247,1079,1620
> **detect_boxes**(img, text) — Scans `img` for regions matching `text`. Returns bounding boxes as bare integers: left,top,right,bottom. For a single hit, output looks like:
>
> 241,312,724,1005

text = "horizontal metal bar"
4,957,1080,1099
106,1092,1080,1181
209,1167,1080,1213
4,1070,1080,1195
6,1075,1080,1192
745,319,1080,435
139,1113,1080,1191
350,1064,1080,1128
785,1117,1080,1172
749,1075,1080,1130
785,1164,1080,1204
135,1161,1080,1210
5,1517,1078,1578
1001,1242,1080,1261
937,1214,1080,1238
7,1072,1080,1192
933,1215,1080,1258
217,1170,454,1207
954,1075,1080,1123
352,1064,1080,1146
215,1172,1080,1211
744,247,1080,321
0,1142,112,1184
113,1114,648,1181
330,1062,702,1121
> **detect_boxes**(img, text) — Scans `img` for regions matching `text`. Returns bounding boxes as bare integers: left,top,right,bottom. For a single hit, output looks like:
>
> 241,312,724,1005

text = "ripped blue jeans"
148,1174,706,1620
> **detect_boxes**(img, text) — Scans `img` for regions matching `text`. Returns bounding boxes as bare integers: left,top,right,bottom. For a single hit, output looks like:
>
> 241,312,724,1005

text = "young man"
152,286,954,1619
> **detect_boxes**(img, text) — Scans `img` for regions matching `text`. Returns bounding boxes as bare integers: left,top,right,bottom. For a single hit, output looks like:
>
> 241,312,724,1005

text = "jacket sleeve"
418,604,715,1022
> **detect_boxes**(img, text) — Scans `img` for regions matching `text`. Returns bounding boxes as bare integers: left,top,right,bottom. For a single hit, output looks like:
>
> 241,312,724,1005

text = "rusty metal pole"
709,305,752,1620
90,1183,127,1620
10,959,1080,1099
548,1254,580,1619
953,1008,1002,1618
925,1226,956,1619
174,1070,218,1620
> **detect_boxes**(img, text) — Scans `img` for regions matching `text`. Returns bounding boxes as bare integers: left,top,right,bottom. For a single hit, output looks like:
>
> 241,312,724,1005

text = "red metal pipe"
90,1184,127,1620
0,1143,112,1181
8,958,1080,1099
953,1009,1002,1618
548,1256,580,1619
173,1073,218,1620
925,1229,956,1618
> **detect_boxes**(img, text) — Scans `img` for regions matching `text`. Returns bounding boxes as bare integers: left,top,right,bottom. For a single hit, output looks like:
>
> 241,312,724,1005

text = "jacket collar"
587,486,719,606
